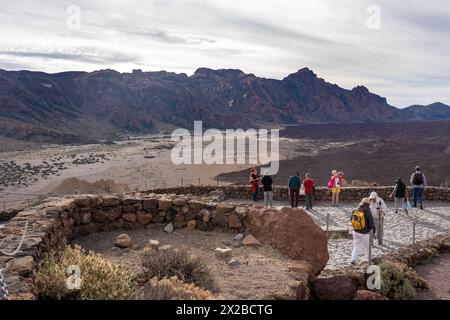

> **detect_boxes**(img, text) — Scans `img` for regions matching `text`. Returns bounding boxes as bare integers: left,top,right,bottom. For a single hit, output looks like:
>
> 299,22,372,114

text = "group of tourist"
249,165,428,265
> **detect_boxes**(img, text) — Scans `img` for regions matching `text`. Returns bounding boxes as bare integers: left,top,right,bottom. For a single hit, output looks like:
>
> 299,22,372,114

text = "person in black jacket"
261,171,273,207
350,198,375,265
390,177,409,214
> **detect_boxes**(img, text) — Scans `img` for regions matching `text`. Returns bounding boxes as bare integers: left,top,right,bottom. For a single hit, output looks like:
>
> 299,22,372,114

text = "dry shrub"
141,247,217,292
378,261,417,300
35,245,135,300
138,276,216,300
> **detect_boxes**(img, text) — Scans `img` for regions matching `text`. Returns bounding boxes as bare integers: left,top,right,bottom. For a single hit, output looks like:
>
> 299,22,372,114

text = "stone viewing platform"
0,186,449,299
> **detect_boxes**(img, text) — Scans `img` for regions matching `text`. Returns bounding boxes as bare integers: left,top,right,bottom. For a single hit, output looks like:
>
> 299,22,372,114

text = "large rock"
353,290,388,300
245,207,329,274
310,276,357,300
115,233,132,248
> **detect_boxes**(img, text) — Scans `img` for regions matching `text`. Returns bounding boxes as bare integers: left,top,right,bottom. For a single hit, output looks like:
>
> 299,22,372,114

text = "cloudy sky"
0,0,449,107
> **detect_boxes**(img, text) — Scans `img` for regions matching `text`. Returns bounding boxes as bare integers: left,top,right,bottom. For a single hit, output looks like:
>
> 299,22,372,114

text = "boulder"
310,276,357,300
353,290,388,300
242,234,261,246
115,233,132,248
245,207,329,275
164,223,174,233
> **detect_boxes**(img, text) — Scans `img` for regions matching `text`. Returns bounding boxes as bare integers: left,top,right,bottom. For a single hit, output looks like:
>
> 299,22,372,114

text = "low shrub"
35,245,135,300
377,261,416,300
138,276,216,300
141,247,217,292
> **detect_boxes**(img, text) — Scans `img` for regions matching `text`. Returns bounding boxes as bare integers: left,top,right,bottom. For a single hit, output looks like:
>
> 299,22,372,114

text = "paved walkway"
226,199,450,270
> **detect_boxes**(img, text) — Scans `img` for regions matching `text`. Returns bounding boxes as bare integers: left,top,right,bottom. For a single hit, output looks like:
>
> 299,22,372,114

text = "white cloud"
0,0,449,107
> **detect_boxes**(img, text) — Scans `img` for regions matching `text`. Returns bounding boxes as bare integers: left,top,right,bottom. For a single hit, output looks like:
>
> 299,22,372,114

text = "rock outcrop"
245,207,329,274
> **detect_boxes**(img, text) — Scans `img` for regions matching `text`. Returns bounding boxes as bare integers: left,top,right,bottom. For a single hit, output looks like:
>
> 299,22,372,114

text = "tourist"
410,166,426,209
303,173,314,210
390,177,409,214
288,172,301,208
338,171,348,187
328,170,342,206
369,191,388,246
261,171,274,207
249,168,260,202
350,198,376,265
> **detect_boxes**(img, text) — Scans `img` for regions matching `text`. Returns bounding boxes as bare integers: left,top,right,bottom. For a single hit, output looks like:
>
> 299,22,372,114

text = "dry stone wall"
0,193,249,299
148,185,450,202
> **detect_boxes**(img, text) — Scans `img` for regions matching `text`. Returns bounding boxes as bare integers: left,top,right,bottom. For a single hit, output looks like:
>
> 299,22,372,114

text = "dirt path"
72,226,300,299
415,253,450,300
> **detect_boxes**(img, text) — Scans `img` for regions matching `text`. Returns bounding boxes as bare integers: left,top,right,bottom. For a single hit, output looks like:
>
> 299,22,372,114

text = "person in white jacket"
369,191,388,246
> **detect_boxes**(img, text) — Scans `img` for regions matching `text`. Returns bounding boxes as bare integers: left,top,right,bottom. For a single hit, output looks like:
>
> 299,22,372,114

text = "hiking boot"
394,210,398,214
405,209,408,215
420,205,424,210
351,261,356,266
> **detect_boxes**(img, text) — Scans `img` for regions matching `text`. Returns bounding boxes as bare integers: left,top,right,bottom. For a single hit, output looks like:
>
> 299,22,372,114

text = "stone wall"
148,185,450,202
0,193,249,299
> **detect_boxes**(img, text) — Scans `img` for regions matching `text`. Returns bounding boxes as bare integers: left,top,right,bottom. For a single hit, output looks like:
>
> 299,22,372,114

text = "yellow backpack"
351,209,366,231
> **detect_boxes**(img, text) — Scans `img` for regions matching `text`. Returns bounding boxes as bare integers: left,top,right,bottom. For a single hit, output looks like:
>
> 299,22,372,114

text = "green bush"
35,245,135,300
137,276,216,300
378,261,416,300
141,247,217,292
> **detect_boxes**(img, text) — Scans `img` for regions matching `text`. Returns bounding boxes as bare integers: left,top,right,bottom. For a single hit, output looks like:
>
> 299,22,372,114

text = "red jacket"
303,178,314,194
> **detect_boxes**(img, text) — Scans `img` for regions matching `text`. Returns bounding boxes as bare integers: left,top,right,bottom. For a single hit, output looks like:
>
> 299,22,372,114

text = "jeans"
412,187,424,207
289,188,300,208
264,191,273,207
305,193,313,209
251,190,258,201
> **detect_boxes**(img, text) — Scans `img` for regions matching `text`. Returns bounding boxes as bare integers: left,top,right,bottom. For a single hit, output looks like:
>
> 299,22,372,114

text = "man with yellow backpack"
350,198,376,265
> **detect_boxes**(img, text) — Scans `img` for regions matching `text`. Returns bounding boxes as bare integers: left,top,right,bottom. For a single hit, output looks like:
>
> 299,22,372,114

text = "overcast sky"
0,0,449,107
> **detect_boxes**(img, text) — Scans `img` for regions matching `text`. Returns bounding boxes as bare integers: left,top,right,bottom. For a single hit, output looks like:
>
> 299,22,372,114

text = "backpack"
327,177,335,189
351,208,366,231
412,172,424,185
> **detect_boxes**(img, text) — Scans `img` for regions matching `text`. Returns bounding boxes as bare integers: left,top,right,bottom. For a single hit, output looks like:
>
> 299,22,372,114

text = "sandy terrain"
72,226,300,299
415,253,450,300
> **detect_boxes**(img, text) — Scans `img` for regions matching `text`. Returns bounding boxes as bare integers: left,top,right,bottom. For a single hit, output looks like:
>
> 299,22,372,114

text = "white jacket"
370,197,388,219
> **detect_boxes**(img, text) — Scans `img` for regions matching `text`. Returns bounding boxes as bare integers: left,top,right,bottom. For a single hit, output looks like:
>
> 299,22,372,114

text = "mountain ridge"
0,67,448,143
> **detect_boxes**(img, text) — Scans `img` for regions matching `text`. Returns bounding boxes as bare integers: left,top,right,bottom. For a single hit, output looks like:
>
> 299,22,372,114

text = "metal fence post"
326,213,330,238
181,178,184,186
413,222,416,245
368,229,373,266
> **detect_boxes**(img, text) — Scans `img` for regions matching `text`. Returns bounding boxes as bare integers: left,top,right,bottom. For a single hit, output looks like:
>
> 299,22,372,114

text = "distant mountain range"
0,67,449,143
